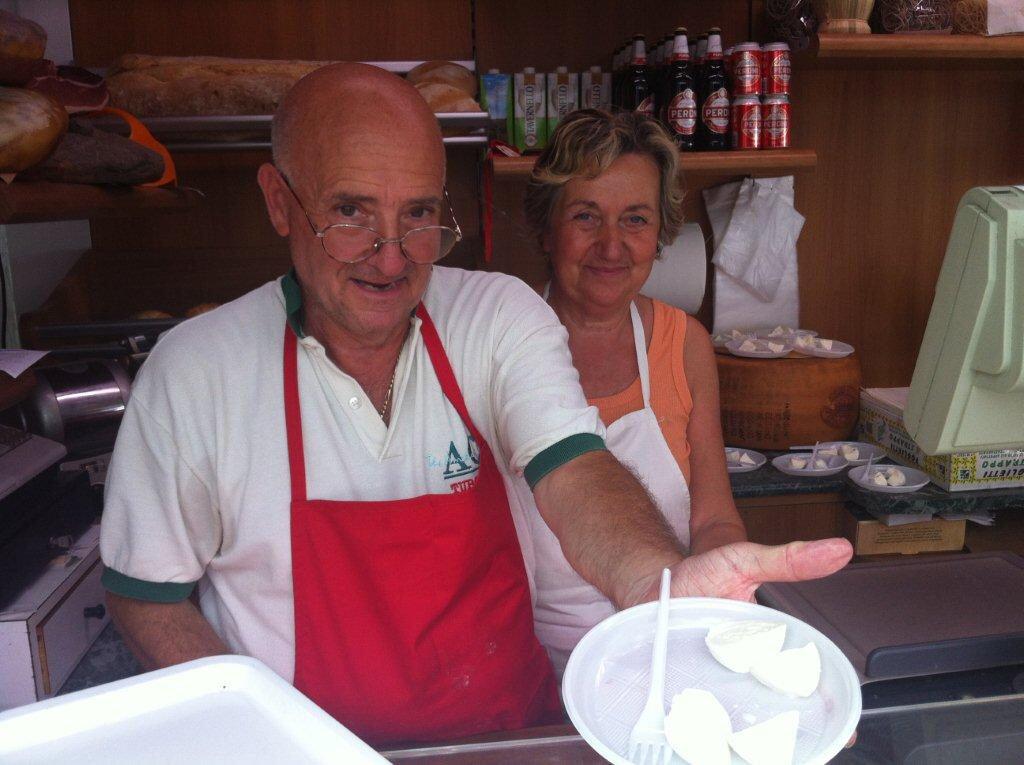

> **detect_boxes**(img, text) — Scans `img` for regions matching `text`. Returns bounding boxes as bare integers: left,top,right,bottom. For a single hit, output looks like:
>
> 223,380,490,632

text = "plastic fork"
627,568,674,765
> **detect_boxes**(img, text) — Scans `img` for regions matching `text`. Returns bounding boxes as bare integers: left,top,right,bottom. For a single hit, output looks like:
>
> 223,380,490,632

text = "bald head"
272,62,444,185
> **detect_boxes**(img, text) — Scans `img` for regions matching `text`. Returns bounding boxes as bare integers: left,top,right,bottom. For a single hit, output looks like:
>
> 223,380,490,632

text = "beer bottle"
622,34,654,117
694,32,708,96
664,27,697,151
699,27,729,150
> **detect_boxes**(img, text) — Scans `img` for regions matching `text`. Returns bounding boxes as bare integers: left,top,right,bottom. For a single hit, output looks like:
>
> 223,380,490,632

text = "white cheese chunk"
731,329,748,339
789,456,807,470
870,470,888,486
739,340,757,352
885,467,907,486
729,711,799,765
664,688,732,765
818,339,834,350
705,620,787,673
726,449,740,463
769,325,788,336
841,444,860,461
767,342,785,353
813,458,828,470
795,334,814,348
739,452,756,466
751,643,821,698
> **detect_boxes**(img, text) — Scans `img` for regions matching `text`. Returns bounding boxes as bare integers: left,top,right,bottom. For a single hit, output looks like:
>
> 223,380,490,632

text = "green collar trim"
280,268,305,338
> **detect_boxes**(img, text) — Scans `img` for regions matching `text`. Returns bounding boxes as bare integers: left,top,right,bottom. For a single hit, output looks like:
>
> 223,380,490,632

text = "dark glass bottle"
622,34,654,117
663,27,697,151
698,27,729,150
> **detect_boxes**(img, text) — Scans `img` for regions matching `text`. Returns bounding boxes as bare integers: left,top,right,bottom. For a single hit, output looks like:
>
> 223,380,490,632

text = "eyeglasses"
277,168,463,265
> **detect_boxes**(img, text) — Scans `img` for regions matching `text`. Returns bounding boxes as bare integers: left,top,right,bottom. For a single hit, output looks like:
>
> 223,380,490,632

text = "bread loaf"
406,60,476,96
414,82,480,113
0,10,46,61
0,87,66,173
18,120,164,185
107,54,331,117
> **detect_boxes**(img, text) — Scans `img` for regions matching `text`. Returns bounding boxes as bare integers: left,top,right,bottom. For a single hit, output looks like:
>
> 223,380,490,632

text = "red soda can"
731,43,761,96
731,95,761,149
762,94,790,149
762,42,791,95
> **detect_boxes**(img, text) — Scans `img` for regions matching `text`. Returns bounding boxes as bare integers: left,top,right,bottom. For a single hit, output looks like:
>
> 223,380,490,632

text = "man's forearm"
532,450,685,610
107,591,229,671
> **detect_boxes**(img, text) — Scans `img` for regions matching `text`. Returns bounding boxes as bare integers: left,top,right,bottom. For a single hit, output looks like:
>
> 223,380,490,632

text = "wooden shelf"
491,149,818,179
0,182,203,224
813,32,1024,60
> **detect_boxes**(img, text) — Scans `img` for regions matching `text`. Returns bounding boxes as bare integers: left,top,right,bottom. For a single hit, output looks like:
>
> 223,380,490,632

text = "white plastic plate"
772,453,849,477
849,464,931,493
725,447,767,473
563,597,861,765
0,656,388,765
793,339,855,359
792,441,885,467
726,338,793,359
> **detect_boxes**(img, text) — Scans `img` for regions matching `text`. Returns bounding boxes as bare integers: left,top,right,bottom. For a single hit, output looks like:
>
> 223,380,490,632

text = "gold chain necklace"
378,367,397,420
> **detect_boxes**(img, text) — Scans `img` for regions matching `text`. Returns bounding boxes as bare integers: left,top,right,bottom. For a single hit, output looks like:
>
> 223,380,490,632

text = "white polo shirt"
100,266,605,681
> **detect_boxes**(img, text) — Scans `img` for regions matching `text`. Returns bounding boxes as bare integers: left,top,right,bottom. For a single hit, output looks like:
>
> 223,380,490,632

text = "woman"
521,109,747,674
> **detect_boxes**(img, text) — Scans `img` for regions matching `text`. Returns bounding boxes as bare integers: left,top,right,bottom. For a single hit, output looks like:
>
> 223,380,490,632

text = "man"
101,63,852,745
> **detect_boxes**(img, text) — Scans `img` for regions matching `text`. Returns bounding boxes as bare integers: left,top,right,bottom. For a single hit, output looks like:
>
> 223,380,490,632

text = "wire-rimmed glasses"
277,169,462,265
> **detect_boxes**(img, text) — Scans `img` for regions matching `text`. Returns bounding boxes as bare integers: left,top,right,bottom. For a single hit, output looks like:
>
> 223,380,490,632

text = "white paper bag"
705,176,803,333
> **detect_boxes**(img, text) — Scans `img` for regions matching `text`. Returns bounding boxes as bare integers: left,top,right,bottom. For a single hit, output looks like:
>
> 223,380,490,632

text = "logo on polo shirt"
444,435,480,480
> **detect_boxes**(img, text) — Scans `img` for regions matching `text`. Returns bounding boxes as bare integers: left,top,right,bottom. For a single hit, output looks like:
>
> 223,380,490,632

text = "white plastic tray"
0,655,388,765
772,453,849,477
563,597,861,765
849,464,931,493
725,447,767,473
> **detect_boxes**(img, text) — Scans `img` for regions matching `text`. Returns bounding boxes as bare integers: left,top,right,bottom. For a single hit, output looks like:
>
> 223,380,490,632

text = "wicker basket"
813,0,877,32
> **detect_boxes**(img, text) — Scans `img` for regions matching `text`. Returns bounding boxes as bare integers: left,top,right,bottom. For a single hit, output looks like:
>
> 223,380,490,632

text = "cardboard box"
841,504,966,556
858,387,1024,492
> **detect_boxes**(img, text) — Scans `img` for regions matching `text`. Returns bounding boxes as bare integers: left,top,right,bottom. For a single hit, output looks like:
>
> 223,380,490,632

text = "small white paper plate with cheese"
792,338,855,359
849,464,931,493
725,447,766,473
772,453,849,477
563,597,861,765
725,338,793,359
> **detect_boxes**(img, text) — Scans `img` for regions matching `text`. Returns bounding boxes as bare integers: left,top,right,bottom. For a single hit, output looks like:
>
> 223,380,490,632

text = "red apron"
283,304,560,746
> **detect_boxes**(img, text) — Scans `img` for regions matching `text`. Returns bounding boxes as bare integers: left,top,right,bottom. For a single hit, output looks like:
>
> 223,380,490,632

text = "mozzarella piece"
767,342,785,353
739,339,757,352
789,456,807,470
795,334,814,348
751,643,821,698
726,449,740,463
841,444,860,461
870,470,888,486
769,325,788,336
885,467,907,486
730,329,748,339
729,711,800,765
664,689,732,765
813,458,828,470
818,339,834,350
705,620,787,673
739,452,756,466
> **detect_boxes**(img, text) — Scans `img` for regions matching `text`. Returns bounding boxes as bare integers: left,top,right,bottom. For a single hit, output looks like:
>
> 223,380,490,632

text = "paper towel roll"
640,223,707,314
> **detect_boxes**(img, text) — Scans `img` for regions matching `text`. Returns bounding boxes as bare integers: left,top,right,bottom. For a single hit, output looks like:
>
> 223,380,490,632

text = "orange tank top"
587,300,694,483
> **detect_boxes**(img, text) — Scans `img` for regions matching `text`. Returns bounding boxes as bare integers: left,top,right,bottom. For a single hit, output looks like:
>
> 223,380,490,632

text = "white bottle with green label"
514,67,547,152
546,66,579,137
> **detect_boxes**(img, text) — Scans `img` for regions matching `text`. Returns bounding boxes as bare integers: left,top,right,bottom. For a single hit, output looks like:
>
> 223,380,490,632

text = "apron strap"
283,327,308,505
415,303,485,445
628,302,652,406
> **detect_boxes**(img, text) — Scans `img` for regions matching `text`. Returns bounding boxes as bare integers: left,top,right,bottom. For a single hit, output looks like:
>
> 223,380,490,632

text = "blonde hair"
524,109,684,251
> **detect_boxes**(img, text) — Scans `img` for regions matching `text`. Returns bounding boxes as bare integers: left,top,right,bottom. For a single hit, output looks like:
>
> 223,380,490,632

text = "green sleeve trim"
524,433,607,490
101,566,197,603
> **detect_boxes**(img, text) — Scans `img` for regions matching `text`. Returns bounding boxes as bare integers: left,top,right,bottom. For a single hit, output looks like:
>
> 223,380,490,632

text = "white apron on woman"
527,298,692,675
